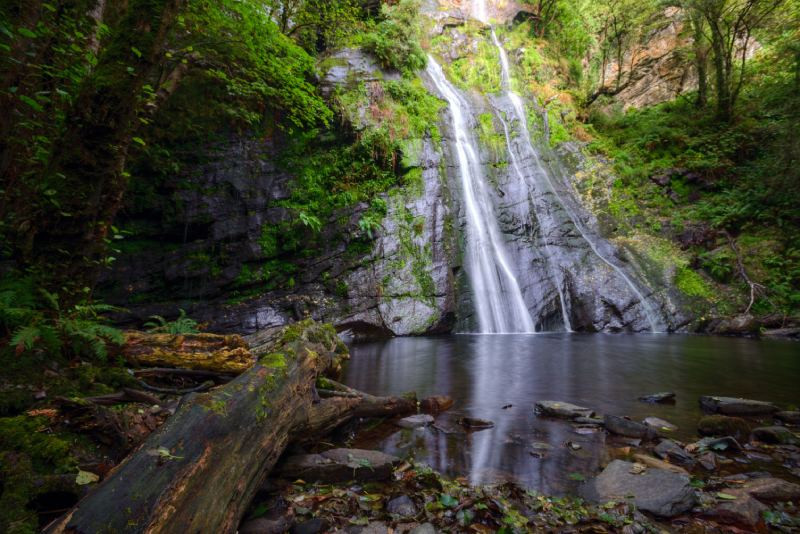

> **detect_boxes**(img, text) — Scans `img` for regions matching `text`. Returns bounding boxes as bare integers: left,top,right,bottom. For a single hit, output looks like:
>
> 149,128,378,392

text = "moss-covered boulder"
697,415,751,439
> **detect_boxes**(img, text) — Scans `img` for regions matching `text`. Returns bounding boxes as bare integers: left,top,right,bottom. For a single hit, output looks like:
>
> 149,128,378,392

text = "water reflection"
343,334,799,493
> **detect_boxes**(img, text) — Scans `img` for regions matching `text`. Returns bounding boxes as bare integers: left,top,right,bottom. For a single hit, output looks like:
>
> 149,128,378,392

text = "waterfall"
426,56,535,333
488,29,666,333
472,0,489,23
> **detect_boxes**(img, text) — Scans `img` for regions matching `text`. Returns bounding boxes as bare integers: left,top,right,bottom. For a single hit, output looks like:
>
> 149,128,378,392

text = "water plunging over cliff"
487,28,666,333
426,57,535,333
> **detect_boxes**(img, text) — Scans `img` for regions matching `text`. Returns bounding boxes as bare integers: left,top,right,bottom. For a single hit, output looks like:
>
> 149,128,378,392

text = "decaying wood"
122,331,255,374
46,321,447,534
46,321,346,534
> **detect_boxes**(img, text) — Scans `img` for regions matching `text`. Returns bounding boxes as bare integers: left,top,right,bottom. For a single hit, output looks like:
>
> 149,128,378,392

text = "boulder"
704,490,767,529
654,439,695,466
534,400,593,419
697,452,717,471
751,426,799,445
697,415,750,439
276,448,400,483
580,460,696,517
699,396,778,416
396,414,434,429
604,415,657,440
386,495,418,518
638,392,676,404
739,477,800,502
642,416,677,433
775,411,800,425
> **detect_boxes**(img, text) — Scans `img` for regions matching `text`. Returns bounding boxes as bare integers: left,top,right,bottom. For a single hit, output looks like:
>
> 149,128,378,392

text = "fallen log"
121,331,254,374
46,320,345,534
46,321,445,534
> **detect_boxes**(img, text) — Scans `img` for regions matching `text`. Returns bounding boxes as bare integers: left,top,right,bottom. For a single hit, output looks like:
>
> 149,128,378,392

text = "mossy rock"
697,415,751,440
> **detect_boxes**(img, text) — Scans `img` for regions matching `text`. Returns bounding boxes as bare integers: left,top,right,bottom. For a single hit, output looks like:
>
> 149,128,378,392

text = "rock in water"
638,392,676,404
276,448,399,483
580,460,696,517
775,411,800,425
386,495,417,518
604,415,657,440
396,414,434,429
699,396,778,415
458,417,494,430
654,439,695,466
534,400,594,419
642,416,677,433
697,415,750,439
751,426,799,445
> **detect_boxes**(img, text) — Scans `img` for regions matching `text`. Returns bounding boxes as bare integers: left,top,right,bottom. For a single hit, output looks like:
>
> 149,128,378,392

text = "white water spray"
426,56,535,333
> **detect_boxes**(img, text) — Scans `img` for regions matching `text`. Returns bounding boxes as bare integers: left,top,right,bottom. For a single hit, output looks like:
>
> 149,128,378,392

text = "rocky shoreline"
239,393,800,533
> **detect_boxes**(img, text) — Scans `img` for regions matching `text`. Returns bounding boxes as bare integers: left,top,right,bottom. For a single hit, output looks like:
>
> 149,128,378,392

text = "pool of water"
341,334,799,493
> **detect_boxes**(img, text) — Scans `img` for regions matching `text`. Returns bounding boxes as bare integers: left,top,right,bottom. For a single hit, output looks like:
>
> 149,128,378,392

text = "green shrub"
0,275,123,361
361,0,426,76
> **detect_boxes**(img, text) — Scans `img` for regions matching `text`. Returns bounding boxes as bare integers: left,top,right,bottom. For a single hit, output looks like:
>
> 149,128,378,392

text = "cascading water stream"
490,33,573,331
425,56,535,334
488,28,666,333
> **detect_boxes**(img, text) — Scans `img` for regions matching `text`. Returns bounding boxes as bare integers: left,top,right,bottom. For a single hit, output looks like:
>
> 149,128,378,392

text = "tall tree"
690,0,785,120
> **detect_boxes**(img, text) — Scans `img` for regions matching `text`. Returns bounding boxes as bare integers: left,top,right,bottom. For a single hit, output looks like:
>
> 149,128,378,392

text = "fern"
1,273,124,360
144,309,199,334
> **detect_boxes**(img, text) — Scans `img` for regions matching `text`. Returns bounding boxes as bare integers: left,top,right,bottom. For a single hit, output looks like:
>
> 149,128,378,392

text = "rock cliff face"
102,5,691,336
597,8,698,110
102,50,457,338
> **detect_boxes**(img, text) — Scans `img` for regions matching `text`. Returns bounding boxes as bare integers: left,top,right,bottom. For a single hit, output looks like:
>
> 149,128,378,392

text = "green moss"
477,113,506,158
676,266,714,299
260,352,287,370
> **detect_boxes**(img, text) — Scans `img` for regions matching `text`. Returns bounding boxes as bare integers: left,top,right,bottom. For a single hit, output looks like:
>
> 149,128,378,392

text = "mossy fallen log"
121,331,254,374
45,320,429,534
46,320,346,534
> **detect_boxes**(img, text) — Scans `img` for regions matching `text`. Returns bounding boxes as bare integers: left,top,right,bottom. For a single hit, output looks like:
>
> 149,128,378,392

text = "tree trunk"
36,0,185,288
45,321,434,534
690,9,708,109
121,331,255,374
45,320,347,534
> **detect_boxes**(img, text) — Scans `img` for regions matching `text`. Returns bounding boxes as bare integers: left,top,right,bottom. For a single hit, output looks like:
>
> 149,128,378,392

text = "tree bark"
45,321,433,534
45,320,347,534
121,331,255,374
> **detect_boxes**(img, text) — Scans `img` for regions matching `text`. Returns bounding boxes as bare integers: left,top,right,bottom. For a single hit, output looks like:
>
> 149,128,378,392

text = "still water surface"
342,334,799,493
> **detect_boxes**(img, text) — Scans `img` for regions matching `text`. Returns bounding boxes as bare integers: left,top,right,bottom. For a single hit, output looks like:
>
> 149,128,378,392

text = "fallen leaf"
75,469,99,485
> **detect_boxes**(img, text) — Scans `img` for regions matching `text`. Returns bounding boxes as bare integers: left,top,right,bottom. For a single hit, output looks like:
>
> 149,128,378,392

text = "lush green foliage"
143,309,199,334
0,275,123,360
360,0,427,76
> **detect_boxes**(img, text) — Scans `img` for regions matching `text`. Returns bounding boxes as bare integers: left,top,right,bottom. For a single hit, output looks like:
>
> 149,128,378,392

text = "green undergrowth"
587,88,800,316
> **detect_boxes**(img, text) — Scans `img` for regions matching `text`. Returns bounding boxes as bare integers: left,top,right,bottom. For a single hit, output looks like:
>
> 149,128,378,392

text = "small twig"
135,379,214,395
